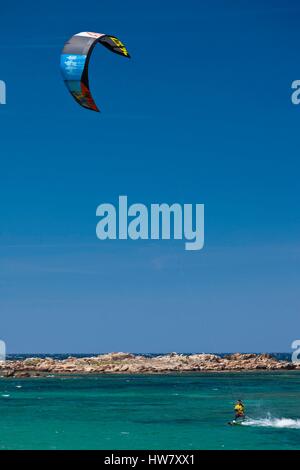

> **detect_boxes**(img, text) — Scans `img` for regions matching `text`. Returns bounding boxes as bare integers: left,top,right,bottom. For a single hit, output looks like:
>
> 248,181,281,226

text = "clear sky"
0,0,299,353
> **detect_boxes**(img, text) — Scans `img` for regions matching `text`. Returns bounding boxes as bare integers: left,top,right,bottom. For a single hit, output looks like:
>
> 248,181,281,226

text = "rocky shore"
0,353,298,378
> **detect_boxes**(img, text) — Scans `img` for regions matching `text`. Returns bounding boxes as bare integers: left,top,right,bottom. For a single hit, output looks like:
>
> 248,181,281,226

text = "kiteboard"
228,419,244,426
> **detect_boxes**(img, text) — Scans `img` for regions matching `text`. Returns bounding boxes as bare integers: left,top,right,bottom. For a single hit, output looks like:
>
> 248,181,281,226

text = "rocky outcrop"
0,353,297,378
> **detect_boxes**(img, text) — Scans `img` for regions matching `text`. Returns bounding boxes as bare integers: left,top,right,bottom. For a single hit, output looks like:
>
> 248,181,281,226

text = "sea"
0,353,299,450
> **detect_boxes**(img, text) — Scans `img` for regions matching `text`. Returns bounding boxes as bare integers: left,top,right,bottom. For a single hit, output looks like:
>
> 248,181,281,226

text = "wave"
242,416,300,429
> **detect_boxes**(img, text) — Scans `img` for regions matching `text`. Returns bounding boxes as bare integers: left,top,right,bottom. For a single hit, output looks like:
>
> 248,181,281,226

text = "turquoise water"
0,372,300,450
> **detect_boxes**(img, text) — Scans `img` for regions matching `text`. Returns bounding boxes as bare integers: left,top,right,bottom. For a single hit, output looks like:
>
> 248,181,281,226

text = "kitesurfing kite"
60,32,130,112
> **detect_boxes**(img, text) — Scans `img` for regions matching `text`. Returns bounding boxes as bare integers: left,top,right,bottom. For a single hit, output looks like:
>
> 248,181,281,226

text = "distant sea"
6,352,294,361
0,353,299,450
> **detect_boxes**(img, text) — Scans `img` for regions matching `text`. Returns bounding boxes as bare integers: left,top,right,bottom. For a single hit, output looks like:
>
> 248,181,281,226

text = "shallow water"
0,371,300,449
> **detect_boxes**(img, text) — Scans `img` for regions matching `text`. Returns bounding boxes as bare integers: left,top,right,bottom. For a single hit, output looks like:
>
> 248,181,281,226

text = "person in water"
234,400,245,420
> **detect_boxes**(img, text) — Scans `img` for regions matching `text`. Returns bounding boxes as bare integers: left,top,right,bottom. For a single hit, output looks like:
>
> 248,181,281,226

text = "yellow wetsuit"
234,403,245,418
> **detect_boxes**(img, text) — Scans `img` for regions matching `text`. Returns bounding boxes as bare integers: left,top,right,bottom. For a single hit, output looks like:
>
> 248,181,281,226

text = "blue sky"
0,0,299,353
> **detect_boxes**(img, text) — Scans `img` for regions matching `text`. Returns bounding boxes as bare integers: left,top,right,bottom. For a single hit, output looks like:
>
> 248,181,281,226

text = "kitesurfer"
234,400,245,420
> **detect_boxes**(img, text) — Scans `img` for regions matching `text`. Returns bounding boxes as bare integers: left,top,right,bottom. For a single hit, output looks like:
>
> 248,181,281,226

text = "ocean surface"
6,352,294,361
0,354,300,450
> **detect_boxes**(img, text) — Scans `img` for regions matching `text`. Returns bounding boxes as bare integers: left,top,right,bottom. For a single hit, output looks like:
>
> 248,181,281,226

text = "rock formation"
0,352,297,378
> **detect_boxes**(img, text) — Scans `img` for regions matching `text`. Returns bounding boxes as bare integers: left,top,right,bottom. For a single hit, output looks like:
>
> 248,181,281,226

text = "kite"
60,32,130,112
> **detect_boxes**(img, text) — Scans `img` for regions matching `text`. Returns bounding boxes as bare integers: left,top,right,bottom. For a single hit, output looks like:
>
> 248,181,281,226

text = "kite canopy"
60,32,130,112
